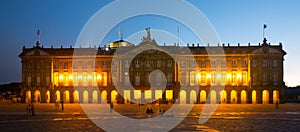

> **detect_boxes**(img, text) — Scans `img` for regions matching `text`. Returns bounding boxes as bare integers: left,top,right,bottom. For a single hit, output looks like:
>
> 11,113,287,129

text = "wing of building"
19,29,286,104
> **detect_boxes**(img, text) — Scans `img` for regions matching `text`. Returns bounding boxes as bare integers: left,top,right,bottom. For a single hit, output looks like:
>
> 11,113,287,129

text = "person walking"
61,100,64,111
110,102,114,112
31,102,35,116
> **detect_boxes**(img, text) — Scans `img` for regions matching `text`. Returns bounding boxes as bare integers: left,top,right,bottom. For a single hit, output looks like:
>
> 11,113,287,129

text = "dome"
107,40,134,49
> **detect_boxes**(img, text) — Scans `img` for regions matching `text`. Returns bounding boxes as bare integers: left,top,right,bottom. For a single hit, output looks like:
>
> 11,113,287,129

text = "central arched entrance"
83,90,89,103
73,90,79,103
273,90,280,104
241,90,247,104
111,90,117,103
190,90,196,104
252,90,257,104
26,91,31,103
34,90,41,103
262,90,269,104
55,90,60,103
200,90,206,103
220,90,227,104
230,90,237,104
179,90,186,104
92,90,98,104
46,90,50,103
101,90,107,104
210,90,217,104
64,90,70,103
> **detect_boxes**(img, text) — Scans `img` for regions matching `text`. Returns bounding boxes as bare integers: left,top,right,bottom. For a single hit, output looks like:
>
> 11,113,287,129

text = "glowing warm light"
134,90,141,99
78,75,82,80
59,74,64,81
206,73,211,79
97,74,102,80
217,74,221,79
227,73,231,79
69,74,73,80
88,75,92,80
166,90,173,100
144,90,152,99
237,73,242,79
196,73,200,79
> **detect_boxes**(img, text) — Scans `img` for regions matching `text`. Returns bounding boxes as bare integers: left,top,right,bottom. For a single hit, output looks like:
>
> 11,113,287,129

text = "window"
262,60,268,68
102,61,106,68
37,62,41,69
242,72,247,85
157,60,161,68
263,72,267,82
190,60,196,68
232,60,237,68
231,72,237,85
211,60,216,68
273,60,278,67
252,73,257,85
200,72,206,84
167,73,172,83
273,72,278,82
102,72,107,86
190,71,195,86
252,60,257,67
180,60,186,68
135,60,140,68
82,62,87,69
221,60,226,68
64,62,68,69
201,60,206,68
36,74,40,86
167,60,172,68
135,73,140,86
211,72,216,85
242,60,247,67
54,62,59,69
73,62,78,69
221,72,226,85
146,61,150,68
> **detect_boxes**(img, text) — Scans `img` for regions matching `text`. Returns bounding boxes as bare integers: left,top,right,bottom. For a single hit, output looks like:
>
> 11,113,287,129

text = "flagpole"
177,26,179,46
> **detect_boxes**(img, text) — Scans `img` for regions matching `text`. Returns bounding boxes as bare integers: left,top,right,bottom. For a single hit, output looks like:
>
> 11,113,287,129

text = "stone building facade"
19,30,286,104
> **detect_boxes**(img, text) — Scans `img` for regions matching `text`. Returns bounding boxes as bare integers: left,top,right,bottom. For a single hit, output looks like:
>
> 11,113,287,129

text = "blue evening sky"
0,0,300,86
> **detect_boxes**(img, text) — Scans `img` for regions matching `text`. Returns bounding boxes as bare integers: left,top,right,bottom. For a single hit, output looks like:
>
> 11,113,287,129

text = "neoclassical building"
19,29,286,104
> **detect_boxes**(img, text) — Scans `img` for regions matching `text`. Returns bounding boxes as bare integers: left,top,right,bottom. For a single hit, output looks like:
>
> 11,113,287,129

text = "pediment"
25,50,50,56
251,47,281,54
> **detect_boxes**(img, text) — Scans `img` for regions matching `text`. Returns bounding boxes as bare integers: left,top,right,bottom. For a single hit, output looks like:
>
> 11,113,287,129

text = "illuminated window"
221,72,226,85
134,90,141,100
102,72,107,86
200,72,206,85
180,71,186,84
231,72,237,85
53,72,58,86
155,90,162,100
211,72,216,85
166,90,173,100
190,71,196,86
242,72,247,85
144,90,152,100
102,61,106,68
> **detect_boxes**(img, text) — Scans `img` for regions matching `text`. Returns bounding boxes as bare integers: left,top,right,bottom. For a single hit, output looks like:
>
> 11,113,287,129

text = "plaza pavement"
0,103,300,131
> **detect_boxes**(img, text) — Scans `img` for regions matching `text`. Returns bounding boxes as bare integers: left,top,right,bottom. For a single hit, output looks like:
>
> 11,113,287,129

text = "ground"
0,103,300,131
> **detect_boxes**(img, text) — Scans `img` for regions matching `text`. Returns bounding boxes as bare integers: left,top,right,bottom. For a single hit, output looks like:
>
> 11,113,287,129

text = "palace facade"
19,29,286,104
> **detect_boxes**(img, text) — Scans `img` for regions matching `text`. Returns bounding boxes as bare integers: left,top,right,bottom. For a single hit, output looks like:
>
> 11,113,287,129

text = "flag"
37,28,40,36
263,24,267,29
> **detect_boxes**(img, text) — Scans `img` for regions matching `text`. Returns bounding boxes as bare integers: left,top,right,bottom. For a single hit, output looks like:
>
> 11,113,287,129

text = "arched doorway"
46,90,50,103
124,90,131,104
200,90,206,103
92,90,98,104
273,90,280,104
64,90,70,103
230,90,237,104
73,90,79,103
262,90,269,104
55,91,60,103
252,90,257,104
220,90,227,104
101,90,107,104
210,90,217,104
180,90,186,104
111,90,118,103
241,90,247,104
26,91,31,103
83,90,89,103
34,90,41,103
190,90,196,104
